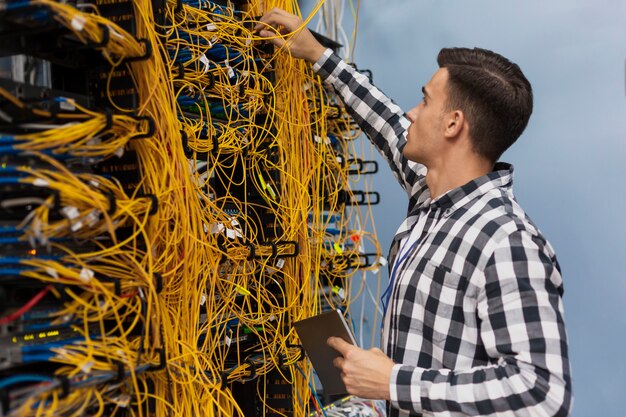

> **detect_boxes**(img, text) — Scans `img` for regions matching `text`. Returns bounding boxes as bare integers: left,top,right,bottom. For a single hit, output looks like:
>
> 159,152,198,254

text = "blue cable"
0,374,53,390
295,365,329,417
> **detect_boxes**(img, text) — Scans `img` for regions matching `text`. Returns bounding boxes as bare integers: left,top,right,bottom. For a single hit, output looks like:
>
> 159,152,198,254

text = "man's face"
402,68,450,165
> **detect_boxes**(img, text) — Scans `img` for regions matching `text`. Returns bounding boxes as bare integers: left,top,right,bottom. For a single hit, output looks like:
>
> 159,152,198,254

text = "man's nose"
406,106,418,123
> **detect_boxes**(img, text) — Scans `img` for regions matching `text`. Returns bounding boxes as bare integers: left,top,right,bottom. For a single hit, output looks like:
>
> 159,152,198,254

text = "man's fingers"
255,9,302,34
327,336,352,355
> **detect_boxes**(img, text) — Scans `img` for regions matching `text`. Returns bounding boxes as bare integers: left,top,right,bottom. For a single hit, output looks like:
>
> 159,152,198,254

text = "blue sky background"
301,1,626,416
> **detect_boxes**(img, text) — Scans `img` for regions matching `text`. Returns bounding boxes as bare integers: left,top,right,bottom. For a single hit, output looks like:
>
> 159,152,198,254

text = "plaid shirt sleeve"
390,230,571,416
312,49,428,204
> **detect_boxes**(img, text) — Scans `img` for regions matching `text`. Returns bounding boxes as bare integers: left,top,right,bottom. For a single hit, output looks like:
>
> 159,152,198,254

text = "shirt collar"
419,162,514,214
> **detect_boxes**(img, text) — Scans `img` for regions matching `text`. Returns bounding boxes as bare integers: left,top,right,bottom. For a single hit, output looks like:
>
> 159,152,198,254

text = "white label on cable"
62,206,80,220
337,287,345,300
227,65,235,79
200,293,206,306
210,223,225,234
114,147,124,158
32,178,49,187
242,70,250,77
325,136,331,145
377,256,388,266
226,228,236,239
81,361,94,373
59,98,76,111
199,53,210,73
275,258,285,269
45,268,59,279
70,220,83,232
206,23,217,31
70,15,87,31
85,210,100,227
225,335,232,347
80,268,94,283
313,135,322,143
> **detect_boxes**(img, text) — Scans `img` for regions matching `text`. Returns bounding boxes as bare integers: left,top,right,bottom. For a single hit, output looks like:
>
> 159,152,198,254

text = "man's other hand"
255,8,326,63
327,336,394,400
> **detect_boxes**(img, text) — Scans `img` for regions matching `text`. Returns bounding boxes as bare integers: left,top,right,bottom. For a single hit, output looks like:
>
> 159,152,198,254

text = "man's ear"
443,110,465,138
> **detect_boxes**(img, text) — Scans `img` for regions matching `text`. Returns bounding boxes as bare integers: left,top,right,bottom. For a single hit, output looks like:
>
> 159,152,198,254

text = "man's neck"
425,157,493,201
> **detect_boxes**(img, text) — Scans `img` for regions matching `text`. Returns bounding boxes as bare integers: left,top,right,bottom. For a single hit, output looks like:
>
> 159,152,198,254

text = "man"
257,8,572,417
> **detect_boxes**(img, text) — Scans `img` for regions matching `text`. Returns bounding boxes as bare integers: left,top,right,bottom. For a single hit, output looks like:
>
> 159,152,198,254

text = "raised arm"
256,8,427,198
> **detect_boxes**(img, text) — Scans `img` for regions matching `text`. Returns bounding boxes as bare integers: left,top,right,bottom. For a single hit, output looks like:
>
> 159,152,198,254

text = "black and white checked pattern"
313,49,572,417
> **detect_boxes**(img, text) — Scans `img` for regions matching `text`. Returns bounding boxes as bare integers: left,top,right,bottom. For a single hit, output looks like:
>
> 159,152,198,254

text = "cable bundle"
0,0,382,415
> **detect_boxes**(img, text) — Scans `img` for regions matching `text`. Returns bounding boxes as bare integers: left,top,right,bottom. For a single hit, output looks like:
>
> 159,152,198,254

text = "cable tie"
246,243,255,260
176,62,185,79
112,360,125,383
0,388,10,415
150,347,166,371
140,194,158,216
121,38,152,64
211,134,219,154
153,273,163,294
90,22,110,49
180,130,192,157
56,375,70,399
244,358,257,381
220,371,229,389
106,191,116,215
114,279,121,297
287,343,305,361
132,116,155,139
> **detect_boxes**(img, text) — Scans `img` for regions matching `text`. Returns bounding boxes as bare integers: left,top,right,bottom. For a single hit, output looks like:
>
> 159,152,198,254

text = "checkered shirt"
313,49,572,417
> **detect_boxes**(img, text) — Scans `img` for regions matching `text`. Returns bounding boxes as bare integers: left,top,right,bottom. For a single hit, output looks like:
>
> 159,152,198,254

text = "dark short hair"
437,47,533,163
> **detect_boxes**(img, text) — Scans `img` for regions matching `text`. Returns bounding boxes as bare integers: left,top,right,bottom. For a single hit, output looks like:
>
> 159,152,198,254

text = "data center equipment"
0,0,383,415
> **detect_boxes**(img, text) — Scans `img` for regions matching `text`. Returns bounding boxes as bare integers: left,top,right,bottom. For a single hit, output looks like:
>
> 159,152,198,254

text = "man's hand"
327,336,395,400
255,8,326,63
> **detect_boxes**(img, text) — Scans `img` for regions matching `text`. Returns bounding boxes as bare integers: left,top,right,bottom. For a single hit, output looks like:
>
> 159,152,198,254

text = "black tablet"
293,309,357,395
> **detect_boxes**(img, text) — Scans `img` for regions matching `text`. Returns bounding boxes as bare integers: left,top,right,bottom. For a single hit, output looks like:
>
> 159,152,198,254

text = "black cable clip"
345,190,380,206
132,116,155,139
242,358,257,382
327,104,342,120
122,38,153,64
111,360,126,384
0,388,10,415
254,241,275,260
246,242,256,260
105,191,116,215
95,107,113,138
56,375,70,399
138,194,158,216
277,240,298,259
153,273,163,294
90,22,111,49
175,0,183,13
220,370,230,389
347,158,379,175
211,134,219,155
181,130,192,157
287,343,305,361
150,347,166,371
